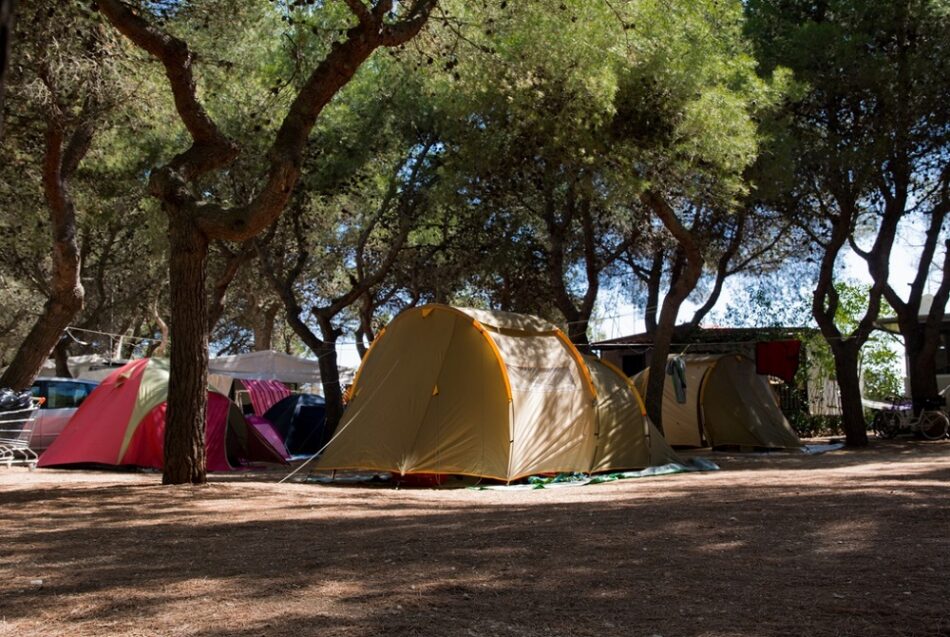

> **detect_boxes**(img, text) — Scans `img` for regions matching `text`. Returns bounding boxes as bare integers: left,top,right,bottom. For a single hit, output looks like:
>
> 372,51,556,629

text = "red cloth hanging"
755,340,802,383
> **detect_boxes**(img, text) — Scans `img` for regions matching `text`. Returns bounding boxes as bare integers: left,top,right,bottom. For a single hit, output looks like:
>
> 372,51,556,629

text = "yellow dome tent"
315,305,680,481
634,354,802,449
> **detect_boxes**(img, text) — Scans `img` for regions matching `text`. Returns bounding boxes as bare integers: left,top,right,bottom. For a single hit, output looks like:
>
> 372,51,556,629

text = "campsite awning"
208,350,356,387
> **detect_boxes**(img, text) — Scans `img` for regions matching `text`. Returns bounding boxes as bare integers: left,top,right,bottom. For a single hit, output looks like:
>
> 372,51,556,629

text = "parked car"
28,378,98,453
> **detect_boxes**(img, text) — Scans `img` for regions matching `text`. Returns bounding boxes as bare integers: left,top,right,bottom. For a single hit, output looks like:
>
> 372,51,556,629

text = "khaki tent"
316,305,679,481
634,354,802,449
586,356,682,472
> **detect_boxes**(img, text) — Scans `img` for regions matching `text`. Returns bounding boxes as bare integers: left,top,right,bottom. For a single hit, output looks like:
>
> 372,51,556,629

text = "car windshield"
34,381,95,409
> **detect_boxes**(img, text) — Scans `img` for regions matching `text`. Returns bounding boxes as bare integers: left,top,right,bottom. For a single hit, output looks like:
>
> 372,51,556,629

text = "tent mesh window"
505,365,578,393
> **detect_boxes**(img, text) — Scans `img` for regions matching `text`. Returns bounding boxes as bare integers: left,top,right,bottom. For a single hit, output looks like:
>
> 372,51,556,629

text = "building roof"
592,326,812,349
875,294,950,333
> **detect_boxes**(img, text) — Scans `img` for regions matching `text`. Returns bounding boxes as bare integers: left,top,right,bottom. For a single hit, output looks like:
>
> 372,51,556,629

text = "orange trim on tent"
599,358,647,416
348,305,514,404
470,319,513,403
349,326,387,398
698,360,720,417
554,329,598,399
414,304,514,403
697,359,719,444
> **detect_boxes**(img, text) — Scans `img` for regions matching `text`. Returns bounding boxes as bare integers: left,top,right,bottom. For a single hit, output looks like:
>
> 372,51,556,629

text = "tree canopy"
2,0,947,470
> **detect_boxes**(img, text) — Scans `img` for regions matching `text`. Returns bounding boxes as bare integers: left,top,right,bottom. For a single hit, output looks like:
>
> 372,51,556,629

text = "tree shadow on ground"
679,438,950,471
1,447,949,637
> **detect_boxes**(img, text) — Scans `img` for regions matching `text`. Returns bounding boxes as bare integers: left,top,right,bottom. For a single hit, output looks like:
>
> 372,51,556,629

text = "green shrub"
788,412,843,438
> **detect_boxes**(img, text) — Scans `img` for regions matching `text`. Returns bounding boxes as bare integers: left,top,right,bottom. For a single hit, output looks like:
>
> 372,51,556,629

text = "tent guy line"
61,325,362,363
278,354,405,483
65,326,158,343
277,410,361,484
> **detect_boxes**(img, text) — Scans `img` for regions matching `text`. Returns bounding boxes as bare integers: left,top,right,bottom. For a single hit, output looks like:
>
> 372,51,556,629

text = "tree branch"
192,0,438,242
98,0,239,182
207,241,255,331
342,0,374,25
684,213,746,329
639,189,703,269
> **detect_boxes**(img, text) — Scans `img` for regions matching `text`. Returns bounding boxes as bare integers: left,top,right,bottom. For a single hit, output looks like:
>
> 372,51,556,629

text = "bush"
788,412,843,438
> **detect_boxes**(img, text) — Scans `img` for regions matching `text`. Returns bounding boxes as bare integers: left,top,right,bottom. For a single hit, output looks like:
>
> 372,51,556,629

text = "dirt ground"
1,439,948,637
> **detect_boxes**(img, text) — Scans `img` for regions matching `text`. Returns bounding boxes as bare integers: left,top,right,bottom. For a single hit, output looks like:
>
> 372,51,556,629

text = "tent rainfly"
634,354,802,449
315,304,680,481
38,358,287,470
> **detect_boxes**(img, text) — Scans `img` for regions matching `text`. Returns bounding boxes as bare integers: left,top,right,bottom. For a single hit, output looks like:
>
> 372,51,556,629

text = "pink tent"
246,415,291,460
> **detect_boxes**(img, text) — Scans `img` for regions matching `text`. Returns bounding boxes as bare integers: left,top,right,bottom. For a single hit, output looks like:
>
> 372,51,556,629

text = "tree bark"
355,292,376,359
98,0,436,484
0,0,15,139
207,242,253,332
162,215,209,485
643,248,664,334
827,341,868,446
53,339,71,378
266,288,346,441
257,231,347,439
0,104,91,390
253,302,279,351
541,177,613,353
639,190,704,432
878,211,950,408
679,213,747,332
643,265,701,431
903,329,939,407
314,314,344,443
812,203,884,447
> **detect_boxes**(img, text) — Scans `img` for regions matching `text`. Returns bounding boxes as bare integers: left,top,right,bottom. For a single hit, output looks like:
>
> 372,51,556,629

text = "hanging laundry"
755,340,802,383
667,355,687,403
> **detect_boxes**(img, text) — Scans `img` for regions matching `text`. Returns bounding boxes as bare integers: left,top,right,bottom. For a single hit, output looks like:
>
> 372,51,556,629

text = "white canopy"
208,349,355,388
208,350,323,384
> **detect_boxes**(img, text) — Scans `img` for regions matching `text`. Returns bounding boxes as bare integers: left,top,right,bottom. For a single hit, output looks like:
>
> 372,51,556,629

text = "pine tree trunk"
643,268,701,433
828,342,868,447
253,304,278,351
644,306,677,432
904,329,940,410
638,190,704,433
315,316,344,445
643,250,664,334
53,339,71,378
162,215,209,485
568,322,591,354
0,111,87,391
95,0,437,486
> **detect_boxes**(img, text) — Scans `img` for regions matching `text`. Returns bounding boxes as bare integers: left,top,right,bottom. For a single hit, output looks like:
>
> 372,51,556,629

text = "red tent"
38,358,287,470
